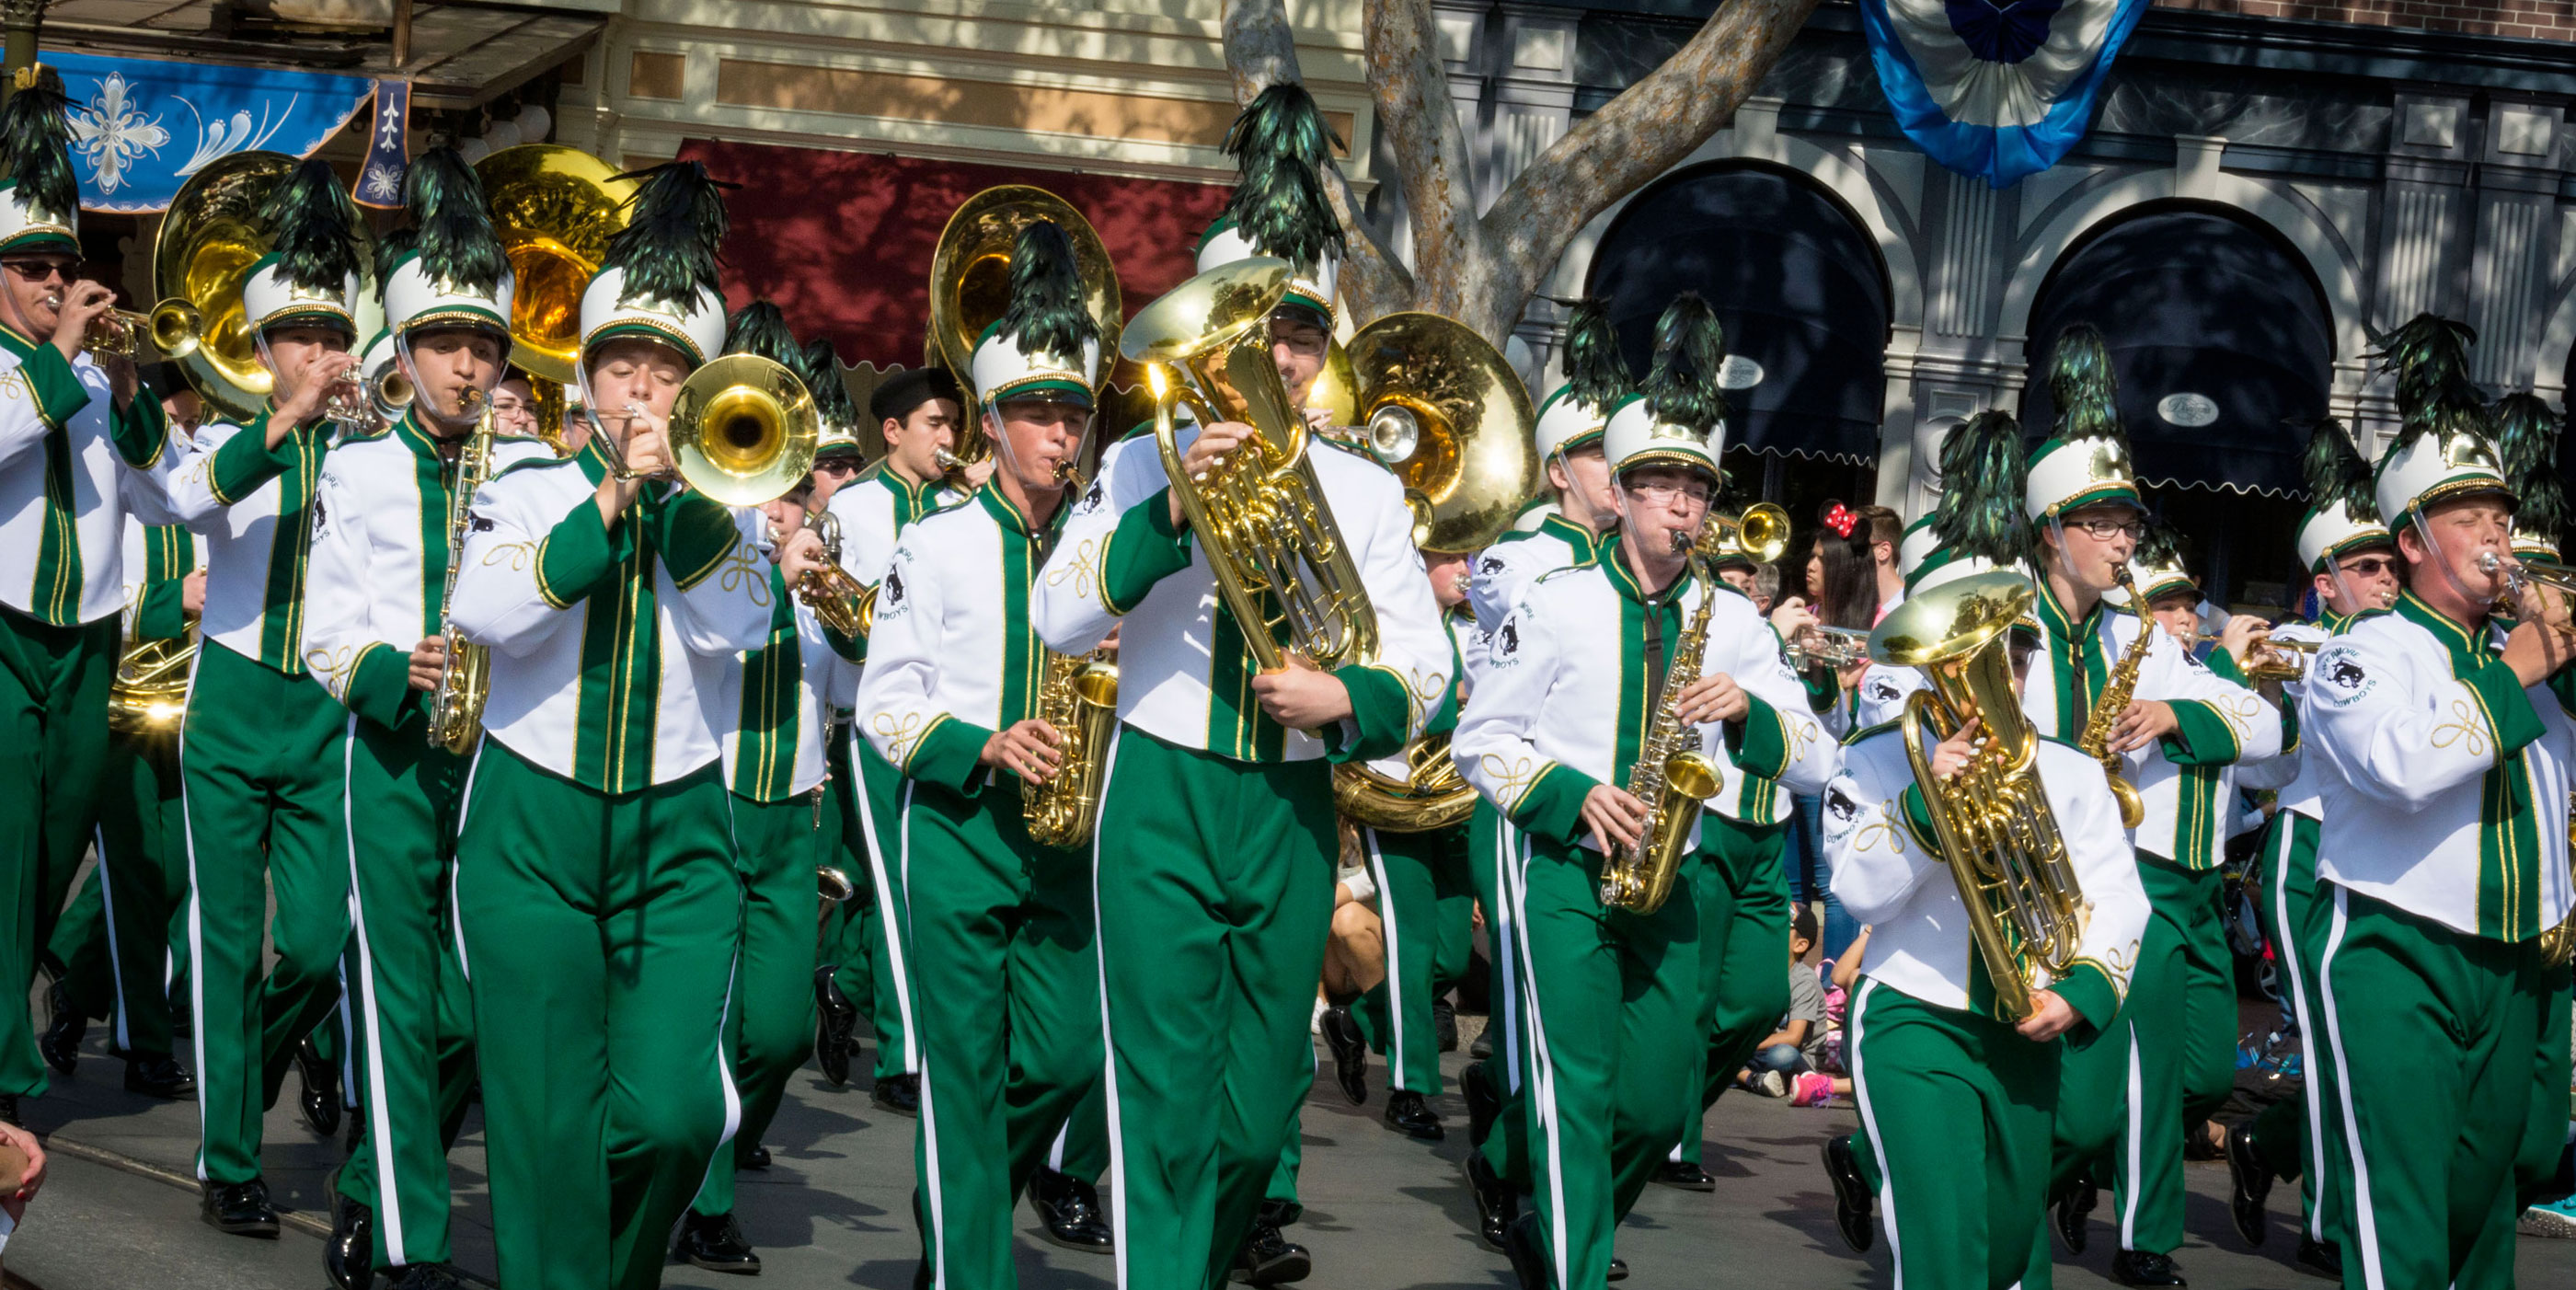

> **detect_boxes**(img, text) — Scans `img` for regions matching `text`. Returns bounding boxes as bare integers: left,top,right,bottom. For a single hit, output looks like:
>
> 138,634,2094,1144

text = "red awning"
676,138,1235,370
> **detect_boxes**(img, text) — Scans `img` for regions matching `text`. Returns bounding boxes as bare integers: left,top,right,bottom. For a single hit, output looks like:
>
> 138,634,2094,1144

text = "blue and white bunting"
49,51,372,213
353,80,410,210
1857,0,2149,189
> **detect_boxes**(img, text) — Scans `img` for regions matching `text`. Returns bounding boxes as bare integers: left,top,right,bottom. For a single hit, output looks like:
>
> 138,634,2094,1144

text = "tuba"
1328,312,1537,832
153,151,306,420
593,354,820,507
926,186,1122,467
1597,527,1727,914
475,145,638,386
1871,570,2090,1021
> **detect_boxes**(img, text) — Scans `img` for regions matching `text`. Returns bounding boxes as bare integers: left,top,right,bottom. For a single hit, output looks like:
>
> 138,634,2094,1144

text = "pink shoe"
1788,1071,1835,1107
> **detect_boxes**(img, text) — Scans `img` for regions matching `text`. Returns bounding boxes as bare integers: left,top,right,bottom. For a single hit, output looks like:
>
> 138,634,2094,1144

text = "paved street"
13,1006,2576,1290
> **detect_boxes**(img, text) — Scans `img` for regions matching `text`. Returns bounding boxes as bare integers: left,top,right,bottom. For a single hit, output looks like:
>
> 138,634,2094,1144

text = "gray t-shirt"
1786,964,1829,1063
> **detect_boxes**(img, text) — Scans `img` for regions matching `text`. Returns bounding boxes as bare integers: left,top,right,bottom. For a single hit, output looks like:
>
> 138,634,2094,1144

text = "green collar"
2032,575,2101,643
390,407,468,461
975,479,1071,544
570,432,612,486
2394,589,2492,671
0,321,35,360
1540,513,1605,561
1599,535,1695,606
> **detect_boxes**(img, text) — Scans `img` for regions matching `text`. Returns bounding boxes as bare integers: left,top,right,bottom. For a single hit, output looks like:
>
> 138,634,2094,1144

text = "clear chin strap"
2409,511,2500,617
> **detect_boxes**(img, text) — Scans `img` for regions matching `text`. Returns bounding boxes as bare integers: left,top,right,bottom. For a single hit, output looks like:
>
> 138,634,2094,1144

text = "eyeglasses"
813,460,858,476
1625,481,1713,505
2064,516,2145,540
487,397,528,414
2338,556,2396,578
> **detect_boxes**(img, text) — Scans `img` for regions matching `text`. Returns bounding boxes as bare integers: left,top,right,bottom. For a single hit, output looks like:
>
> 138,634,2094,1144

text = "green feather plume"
0,70,76,225
2045,323,2125,444
995,220,1096,363
2295,418,2375,521
723,299,799,365
604,161,729,312
1221,83,1346,270
1929,409,2030,567
402,146,508,295
374,225,419,275
1639,293,1727,436
798,339,860,429
259,158,363,295
1560,298,1631,410
2369,314,2490,457
2135,517,2185,573
2496,392,2568,546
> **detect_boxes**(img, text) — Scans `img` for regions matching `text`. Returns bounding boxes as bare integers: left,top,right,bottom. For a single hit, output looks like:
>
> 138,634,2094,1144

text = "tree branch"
1221,0,1413,324
1481,0,1823,299
1361,0,1475,321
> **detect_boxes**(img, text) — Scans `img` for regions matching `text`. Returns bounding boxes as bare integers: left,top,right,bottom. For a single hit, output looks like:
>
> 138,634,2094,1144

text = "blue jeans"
1783,795,1859,960
1749,1042,1811,1077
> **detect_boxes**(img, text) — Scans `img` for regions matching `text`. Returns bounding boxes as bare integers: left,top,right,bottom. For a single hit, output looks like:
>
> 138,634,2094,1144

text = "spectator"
1748,562,1780,616
0,1118,46,1269
1738,908,1833,1099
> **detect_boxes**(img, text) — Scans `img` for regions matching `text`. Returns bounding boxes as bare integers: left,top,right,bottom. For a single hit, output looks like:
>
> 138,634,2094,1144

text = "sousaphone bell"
926,186,1122,464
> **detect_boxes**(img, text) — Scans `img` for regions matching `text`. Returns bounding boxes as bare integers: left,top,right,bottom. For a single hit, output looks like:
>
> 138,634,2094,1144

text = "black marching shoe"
1501,1213,1547,1290
39,982,83,1076
1029,1166,1114,1253
744,1143,771,1170
1655,1158,1716,1192
1383,1089,1443,1141
1463,1150,1517,1250
2224,1122,2273,1247
295,1035,342,1138
1318,1004,1367,1106
1607,1257,1628,1282
2110,1249,2188,1287
1432,997,1459,1053
1228,1218,1311,1285
2053,1174,2097,1255
1462,1062,1500,1148
324,1184,374,1290
814,966,857,1087
201,1177,281,1237
1822,1134,1874,1253
125,1055,195,1099
389,1265,464,1289
872,1073,919,1117
675,1210,763,1275
2294,1238,2342,1279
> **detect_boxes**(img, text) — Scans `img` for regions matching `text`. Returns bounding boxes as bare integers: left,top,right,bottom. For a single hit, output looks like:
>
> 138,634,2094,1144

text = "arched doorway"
2020,204,2334,612
1585,162,1892,520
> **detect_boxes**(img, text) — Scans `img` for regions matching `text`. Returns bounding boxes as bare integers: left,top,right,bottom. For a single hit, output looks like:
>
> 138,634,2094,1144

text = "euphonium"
1870,570,2090,1021
1597,530,1726,915
1123,257,1375,673
426,391,496,754
108,635,196,735
1023,649,1121,847
2078,568,2154,829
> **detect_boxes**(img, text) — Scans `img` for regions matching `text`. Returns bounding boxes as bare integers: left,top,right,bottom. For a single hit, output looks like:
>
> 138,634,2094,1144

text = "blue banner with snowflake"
353,80,410,209
48,51,373,213
1857,0,2149,189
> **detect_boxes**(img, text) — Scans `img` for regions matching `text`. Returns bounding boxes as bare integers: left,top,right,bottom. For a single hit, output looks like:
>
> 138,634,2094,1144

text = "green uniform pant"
181,641,350,1182
1469,801,1532,1190
0,607,116,1098
897,775,1100,1284
2317,887,2547,1290
1094,729,1334,1290
1265,1051,1312,1218
1679,815,1789,1167
2517,974,2571,1205
1848,979,2062,1290
834,733,917,1081
1512,831,1699,1290
695,792,823,1218
456,740,742,1290
1049,1078,1111,1181
1352,824,1473,1094
2099,856,2235,1255
339,721,476,1268
49,729,190,1062
2250,809,2349,1247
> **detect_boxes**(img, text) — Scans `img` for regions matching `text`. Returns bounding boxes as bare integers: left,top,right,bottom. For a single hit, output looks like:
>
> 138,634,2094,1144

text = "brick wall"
2156,0,2576,42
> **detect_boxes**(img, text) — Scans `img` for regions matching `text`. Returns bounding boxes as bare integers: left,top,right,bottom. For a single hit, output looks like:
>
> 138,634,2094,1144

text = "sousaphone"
153,151,302,421
476,144,638,386
926,186,1122,463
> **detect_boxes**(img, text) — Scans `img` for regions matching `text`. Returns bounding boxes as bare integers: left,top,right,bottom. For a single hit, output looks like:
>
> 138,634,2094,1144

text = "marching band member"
1031,82,1453,1290
2219,420,2394,1278
444,160,807,1289
1459,297,1629,1249
1453,294,1834,1290
816,364,974,1114
298,147,535,1290
0,70,174,1130
2017,326,2280,1286
158,159,369,1232
2305,315,2575,1290
855,219,1107,1289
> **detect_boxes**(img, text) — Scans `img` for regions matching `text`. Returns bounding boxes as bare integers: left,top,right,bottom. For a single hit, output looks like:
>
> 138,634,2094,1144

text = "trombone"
592,353,820,507
2480,551,2576,623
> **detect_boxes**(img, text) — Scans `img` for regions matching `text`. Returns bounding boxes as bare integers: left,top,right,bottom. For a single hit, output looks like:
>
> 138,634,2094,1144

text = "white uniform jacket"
0,330,179,627
1451,551,1835,855
159,409,352,674
2306,593,2576,942
1467,513,1605,639
448,438,772,793
1824,729,2149,1027
722,566,857,801
1031,426,1452,766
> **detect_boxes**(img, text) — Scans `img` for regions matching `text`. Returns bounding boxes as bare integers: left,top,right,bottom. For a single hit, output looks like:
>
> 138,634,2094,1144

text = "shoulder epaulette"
1842,720,1899,747
1533,562,1594,586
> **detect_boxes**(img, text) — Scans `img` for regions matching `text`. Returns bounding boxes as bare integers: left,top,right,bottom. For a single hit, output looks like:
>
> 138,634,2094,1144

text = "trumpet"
795,511,878,639
2479,551,2576,623
1708,502,1791,566
1785,625,1872,670
75,299,205,361
325,368,418,427
2193,629,2314,681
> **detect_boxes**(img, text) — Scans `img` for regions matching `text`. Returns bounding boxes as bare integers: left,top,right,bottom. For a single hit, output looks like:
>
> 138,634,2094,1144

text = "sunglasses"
4,259,76,282
2338,556,2396,578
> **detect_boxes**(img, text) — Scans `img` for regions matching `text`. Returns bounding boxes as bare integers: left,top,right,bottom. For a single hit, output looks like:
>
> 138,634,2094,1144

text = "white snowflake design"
66,73,170,196
359,161,404,204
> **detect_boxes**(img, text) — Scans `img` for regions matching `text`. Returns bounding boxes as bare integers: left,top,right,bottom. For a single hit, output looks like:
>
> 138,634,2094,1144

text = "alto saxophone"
1022,648,1121,847
2543,790,2575,970
2076,568,2153,829
426,392,496,754
1597,531,1725,915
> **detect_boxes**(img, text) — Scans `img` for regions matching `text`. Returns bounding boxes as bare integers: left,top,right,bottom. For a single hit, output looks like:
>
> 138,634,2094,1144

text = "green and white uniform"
1033,425,1453,1288
0,328,175,1100
1823,731,2149,1290
447,438,772,1288
1453,546,1834,1290
43,514,196,1067
858,484,1099,1286
2306,593,2575,1289
300,411,546,1267
163,405,356,1184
